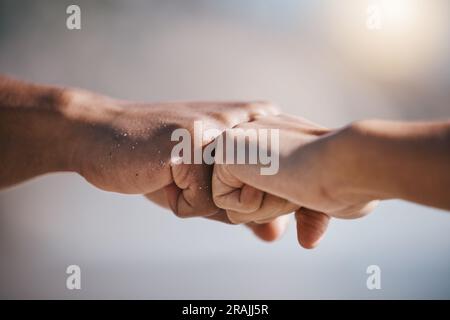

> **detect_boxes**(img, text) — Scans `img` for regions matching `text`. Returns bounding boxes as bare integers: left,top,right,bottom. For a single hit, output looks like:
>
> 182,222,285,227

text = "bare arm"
0,75,289,241
337,120,450,210
0,75,279,216
212,115,450,248
0,76,78,186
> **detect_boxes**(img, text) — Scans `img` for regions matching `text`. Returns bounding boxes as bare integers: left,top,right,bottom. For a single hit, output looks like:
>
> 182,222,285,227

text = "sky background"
0,0,449,298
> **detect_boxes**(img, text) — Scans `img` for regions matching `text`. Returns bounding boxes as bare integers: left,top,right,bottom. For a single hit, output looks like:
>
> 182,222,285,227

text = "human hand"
63,89,279,219
0,74,289,241
144,182,291,241
212,114,378,248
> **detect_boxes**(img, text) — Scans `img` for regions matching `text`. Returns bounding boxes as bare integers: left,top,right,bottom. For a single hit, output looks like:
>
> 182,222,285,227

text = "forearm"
0,75,187,194
0,76,79,187
0,75,168,191
342,119,450,210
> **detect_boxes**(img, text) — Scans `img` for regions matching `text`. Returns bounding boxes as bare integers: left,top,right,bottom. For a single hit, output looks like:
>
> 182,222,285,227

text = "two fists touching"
0,75,289,243
62,92,289,242
3,76,447,247
211,114,378,248
66,91,376,247
136,105,379,248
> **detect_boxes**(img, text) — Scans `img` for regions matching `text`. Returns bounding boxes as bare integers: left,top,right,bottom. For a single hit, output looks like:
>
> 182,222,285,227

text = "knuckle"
212,193,226,208
238,199,260,213
245,101,280,116
227,211,246,224
171,208,192,219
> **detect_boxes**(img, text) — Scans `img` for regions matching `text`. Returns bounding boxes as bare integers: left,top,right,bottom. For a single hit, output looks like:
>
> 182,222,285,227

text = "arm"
0,75,280,216
212,115,450,248
0,75,289,241
0,76,78,187
270,119,450,213
0,76,178,191
334,119,450,210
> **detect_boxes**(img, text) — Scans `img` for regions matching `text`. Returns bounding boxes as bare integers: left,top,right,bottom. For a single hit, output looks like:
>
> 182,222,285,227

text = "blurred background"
0,0,449,299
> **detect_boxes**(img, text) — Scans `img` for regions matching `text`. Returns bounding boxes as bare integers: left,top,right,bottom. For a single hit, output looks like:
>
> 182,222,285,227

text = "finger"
216,101,280,127
166,163,219,218
145,188,233,225
275,114,328,130
227,193,299,224
246,215,291,242
202,209,234,224
253,196,299,223
330,200,379,219
213,162,298,224
295,208,330,249
204,210,291,242
212,165,264,214
144,189,169,209
204,210,292,239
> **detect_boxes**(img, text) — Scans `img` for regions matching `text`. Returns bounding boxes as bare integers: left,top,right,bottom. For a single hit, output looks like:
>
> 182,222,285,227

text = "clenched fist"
212,114,378,248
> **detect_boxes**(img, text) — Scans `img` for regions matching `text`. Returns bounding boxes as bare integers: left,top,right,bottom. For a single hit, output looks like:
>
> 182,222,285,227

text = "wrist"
30,86,84,174
333,119,402,201
0,80,85,185
344,119,450,208
57,87,125,176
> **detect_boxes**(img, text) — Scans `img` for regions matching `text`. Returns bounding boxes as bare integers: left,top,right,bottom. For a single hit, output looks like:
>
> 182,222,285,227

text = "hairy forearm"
342,119,450,210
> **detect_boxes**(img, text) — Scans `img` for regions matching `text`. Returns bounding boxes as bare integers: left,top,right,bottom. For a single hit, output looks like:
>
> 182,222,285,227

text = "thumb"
295,208,330,249
246,215,291,242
